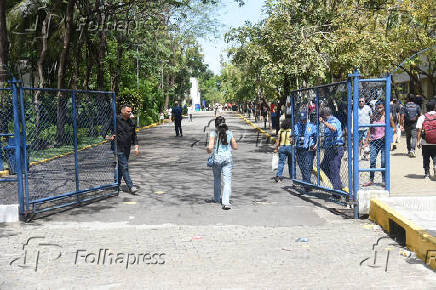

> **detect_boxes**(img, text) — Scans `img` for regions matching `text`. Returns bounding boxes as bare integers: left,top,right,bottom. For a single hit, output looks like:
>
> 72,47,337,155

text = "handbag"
207,153,215,167
272,152,278,171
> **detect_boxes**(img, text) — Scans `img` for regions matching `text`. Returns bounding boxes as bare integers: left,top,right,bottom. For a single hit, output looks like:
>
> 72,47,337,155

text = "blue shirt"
322,116,344,148
210,130,233,158
294,122,317,149
172,106,182,120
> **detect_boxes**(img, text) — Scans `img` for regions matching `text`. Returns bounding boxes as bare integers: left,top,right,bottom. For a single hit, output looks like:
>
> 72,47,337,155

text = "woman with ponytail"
207,116,238,209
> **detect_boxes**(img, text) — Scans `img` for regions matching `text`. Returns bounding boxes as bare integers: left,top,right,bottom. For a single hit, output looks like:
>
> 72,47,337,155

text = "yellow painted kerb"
370,198,436,270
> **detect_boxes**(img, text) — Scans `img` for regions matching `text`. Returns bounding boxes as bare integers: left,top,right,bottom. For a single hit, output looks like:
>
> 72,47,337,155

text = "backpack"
404,103,419,123
423,113,436,144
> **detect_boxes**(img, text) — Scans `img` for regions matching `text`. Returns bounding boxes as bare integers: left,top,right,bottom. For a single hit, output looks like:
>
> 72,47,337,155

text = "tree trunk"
56,0,75,144
0,0,10,136
114,35,123,96
33,12,51,148
0,0,8,84
96,2,107,90
282,73,290,106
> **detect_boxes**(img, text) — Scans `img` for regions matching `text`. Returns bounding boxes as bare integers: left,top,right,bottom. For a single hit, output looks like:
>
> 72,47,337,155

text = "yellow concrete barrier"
370,199,436,271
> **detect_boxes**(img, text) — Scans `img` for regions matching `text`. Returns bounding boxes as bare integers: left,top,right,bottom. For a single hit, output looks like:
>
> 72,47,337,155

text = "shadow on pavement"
404,174,426,179
283,185,354,219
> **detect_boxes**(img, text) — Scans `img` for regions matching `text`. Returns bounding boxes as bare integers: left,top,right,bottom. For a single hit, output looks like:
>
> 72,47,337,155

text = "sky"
199,0,266,75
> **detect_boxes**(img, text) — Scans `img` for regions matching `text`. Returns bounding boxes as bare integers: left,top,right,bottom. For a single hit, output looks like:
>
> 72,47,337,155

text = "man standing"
103,105,139,194
417,99,436,179
319,107,344,191
173,101,183,137
294,111,317,187
401,93,421,157
358,97,371,159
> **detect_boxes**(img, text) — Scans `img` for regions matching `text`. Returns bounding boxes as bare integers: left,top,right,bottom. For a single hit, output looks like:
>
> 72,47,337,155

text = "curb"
236,114,335,189
370,198,436,270
236,114,277,143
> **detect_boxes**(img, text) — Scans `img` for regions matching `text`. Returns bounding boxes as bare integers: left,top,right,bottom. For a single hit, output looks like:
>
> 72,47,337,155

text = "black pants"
405,124,417,152
422,145,436,174
175,119,182,136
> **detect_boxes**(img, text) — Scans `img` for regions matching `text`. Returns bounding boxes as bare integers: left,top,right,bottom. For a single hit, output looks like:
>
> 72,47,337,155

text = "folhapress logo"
74,249,166,269
9,236,62,272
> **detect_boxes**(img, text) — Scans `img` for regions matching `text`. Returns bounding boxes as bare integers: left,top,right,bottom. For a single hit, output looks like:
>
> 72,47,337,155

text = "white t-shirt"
416,111,436,145
188,107,193,114
358,105,371,129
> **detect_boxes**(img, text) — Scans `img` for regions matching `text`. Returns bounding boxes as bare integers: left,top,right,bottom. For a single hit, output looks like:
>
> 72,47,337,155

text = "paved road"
0,111,435,289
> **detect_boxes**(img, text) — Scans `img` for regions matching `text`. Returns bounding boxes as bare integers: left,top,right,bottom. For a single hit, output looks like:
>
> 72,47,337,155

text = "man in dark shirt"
103,104,139,193
173,101,183,137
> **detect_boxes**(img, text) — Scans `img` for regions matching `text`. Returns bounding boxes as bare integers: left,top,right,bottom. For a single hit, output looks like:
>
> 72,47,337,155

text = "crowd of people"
267,92,436,192
104,92,435,209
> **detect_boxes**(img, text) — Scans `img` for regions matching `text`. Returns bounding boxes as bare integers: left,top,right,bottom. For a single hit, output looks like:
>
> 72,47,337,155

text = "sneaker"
410,150,416,158
274,176,282,183
362,181,374,187
222,204,231,210
392,144,397,151
128,186,139,194
424,172,430,180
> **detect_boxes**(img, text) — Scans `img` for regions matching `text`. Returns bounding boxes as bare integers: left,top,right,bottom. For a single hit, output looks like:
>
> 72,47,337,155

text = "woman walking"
273,118,292,182
363,101,395,187
207,116,238,209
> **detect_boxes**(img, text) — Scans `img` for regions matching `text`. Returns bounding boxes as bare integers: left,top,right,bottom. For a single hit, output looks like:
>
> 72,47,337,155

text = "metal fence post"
71,92,80,199
315,88,320,186
11,77,24,215
18,81,30,211
347,77,353,202
112,92,119,190
385,74,392,193
352,70,361,219
290,92,296,179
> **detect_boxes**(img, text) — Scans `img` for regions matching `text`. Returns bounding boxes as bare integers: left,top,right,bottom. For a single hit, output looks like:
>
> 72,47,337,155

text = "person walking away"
102,104,139,194
319,107,345,191
271,107,277,132
173,101,183,137
417,99,436,179
362,101,395,187
401,93,421,157
273,118,292,182
188,105,193,122
294,111,317,189
358,97,372,159
207,116,238,209
262,104,268,129
391,98,401,148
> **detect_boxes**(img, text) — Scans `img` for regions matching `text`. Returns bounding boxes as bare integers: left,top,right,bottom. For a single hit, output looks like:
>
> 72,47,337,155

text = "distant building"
393,55,436,99
190,77,201,111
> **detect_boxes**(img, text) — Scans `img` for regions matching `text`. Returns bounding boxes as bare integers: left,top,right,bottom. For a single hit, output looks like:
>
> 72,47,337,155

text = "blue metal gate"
290,70,391,218
0,77,119,219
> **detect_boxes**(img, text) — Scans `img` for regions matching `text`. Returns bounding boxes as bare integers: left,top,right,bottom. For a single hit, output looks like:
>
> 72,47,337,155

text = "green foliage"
223,0,436,102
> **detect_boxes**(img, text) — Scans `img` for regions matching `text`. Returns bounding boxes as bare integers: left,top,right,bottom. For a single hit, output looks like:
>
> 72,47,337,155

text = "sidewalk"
370,134,436,271
0,111,435,289
240,112,436,271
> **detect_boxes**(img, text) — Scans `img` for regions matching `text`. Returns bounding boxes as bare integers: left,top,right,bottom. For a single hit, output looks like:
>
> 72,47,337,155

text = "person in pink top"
363,101,395,187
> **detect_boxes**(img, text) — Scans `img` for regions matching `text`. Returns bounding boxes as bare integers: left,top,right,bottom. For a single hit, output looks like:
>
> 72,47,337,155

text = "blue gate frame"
290,70,391,218
1,76,120,219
